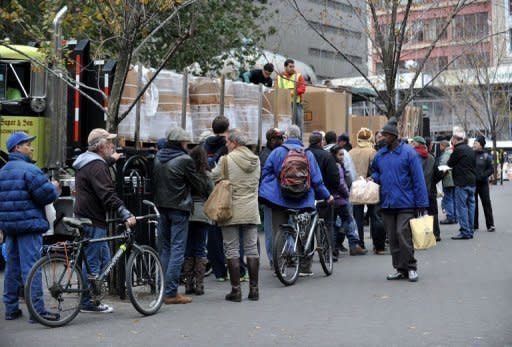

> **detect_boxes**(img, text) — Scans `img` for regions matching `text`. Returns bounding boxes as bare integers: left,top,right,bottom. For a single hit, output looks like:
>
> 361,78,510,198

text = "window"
452,13,488,40
307,20,362,39
308,47,363,64
309,0,356,14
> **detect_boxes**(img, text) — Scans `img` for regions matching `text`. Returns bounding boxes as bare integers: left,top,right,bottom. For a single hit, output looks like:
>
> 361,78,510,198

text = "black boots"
194,257,206,296
183,257,195,295
247,257,259,301
225,258,241,302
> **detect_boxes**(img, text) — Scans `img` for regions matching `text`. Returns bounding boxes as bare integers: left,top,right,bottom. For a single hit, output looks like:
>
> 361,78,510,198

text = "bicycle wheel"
273,226,300,286
126,245,164,316
25,255,83,327
316,219,333,276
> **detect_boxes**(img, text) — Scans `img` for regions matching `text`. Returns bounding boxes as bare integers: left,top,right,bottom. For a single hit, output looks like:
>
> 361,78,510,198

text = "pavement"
1,183,512,347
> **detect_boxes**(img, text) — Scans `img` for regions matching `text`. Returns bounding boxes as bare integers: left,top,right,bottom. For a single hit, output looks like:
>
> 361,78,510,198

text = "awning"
0,45,45,61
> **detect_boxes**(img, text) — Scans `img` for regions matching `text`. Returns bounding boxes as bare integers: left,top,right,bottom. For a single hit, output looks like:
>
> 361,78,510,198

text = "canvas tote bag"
203,157,233,223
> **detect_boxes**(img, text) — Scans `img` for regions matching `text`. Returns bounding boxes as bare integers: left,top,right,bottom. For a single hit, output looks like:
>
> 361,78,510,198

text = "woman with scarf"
411,136,443,241
349,128,386,254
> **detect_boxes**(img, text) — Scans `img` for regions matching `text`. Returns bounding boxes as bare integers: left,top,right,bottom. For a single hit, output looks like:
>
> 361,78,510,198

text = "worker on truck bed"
276,59,306,138
240,63,274,88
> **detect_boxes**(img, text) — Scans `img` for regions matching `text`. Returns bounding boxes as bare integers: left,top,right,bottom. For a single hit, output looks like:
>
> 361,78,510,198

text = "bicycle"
24,200,164,327
272,207,333,286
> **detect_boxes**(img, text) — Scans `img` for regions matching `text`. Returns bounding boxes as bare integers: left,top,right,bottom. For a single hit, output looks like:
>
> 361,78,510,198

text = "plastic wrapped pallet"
231,81,260,144
260,88,292,145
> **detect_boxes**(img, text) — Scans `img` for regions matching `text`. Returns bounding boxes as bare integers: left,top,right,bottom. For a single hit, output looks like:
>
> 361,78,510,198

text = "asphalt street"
1,183,512,347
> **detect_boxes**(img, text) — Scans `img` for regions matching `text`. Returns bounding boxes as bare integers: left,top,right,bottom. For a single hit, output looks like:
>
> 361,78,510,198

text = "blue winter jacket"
259,138,330,209
371,143,429,209
0,153,58,235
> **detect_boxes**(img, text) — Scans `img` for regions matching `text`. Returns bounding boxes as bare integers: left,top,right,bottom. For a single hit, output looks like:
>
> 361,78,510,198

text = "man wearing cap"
259,128,284,266
73,128,136,313
153,127,209,304
473,135,495,232
438,140,457,224
447,131,477,240
371,118,429,282
0,132,60,321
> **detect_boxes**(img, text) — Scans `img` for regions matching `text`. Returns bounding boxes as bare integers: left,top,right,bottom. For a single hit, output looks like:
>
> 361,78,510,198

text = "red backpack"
279,144,311,199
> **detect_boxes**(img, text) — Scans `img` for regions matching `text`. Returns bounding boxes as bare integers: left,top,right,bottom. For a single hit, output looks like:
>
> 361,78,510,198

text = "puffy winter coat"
212,146,261,226
371,143,429,209
333,163,349,207
259,138,330,210
0,153,58,235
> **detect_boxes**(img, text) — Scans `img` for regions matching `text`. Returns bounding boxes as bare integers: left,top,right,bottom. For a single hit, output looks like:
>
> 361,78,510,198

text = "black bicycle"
24,200,164,327
273,208,333,286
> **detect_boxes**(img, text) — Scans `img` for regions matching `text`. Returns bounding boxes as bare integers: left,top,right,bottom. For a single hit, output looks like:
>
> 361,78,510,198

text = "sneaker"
408,270,419,282
164,294,192,305
29,311,61,324
81,303,114,313
240,274,249,282
5,309,22,320
299,271,314,277
216,277,227,282
488,226,496,232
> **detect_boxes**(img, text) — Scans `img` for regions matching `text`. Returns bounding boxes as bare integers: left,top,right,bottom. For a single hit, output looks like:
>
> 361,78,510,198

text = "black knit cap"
382,117,399,137
475,135,486,148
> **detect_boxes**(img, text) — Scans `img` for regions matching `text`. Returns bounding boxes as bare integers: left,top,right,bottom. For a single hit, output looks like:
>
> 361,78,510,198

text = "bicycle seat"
63,217,93,228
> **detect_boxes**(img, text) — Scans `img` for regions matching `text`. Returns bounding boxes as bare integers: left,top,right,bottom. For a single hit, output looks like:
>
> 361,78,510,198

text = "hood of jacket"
230,146,258,173
156,146,187,163
204,135,226,154
73,151,105,170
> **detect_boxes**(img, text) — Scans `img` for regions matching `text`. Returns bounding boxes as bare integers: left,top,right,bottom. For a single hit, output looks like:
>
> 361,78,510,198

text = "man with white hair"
259,125,333,276
73,128,137,313
447,131,477,240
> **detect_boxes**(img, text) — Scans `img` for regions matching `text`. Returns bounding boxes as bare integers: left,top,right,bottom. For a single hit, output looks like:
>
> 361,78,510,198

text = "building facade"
262,0,368,81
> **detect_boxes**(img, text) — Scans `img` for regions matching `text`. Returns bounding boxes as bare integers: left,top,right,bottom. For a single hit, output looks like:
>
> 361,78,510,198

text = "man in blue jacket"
259,125,333,276
371,118,429,282
0,132,60,321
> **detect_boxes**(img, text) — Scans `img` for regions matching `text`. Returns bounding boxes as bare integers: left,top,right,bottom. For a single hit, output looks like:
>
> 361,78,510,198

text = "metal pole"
220,74,225,117
257,84,263,151
135,62,143,149
181,70,188,130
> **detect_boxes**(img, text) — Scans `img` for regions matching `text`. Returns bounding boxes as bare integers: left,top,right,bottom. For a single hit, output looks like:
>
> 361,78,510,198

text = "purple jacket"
333,163,349,207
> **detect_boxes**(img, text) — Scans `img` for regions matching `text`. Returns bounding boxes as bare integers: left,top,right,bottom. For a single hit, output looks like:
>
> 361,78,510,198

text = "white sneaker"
81,303,114,313
299,271,314,277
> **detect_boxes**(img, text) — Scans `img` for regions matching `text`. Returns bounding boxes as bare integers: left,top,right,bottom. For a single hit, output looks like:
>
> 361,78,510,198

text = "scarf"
414,144,429,158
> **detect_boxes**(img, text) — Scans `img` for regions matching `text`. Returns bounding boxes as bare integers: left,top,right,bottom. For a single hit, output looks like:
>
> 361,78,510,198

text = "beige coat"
212,146,261,226
349,144,376,178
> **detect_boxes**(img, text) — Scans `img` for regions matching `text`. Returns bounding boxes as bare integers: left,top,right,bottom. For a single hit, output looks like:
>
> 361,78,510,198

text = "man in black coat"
240,63,274,87
447,132,477,240
473,136,495,232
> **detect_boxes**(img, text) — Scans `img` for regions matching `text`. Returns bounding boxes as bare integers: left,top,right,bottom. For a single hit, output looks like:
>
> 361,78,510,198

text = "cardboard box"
262,88,292,124
303,86,351,136
350,115,388,147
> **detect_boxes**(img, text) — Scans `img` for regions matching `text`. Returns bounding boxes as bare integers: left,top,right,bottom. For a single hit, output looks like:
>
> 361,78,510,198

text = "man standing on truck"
277,59,306,136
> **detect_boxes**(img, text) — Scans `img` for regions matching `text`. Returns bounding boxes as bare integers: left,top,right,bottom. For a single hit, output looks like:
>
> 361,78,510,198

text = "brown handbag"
203,157,233,223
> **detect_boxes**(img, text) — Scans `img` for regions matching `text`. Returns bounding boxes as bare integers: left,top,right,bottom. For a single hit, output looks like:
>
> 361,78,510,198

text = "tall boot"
194,257,206,296
225,258,241,302
183,257,195,295
247,257,259,301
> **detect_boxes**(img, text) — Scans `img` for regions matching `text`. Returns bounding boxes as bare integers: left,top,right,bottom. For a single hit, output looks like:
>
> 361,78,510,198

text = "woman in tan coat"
212,129,261,302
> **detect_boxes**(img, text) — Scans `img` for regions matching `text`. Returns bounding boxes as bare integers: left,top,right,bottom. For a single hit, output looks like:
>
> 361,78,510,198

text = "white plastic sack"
349,178,380,205
43,203,56,236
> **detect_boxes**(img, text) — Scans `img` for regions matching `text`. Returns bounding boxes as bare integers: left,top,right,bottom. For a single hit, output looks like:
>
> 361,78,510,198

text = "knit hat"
337,133,350,143
382,117,399,137
167,127,191,142
475,135,486,148
309,131,323,146
357,128,373,141
412,136,426,145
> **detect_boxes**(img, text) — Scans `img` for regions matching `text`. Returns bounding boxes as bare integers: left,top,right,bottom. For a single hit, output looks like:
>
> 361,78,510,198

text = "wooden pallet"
118,137,158,149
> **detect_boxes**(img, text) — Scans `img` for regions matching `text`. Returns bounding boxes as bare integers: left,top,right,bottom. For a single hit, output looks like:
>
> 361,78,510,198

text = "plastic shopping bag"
410,215,436,250
349,178,380,205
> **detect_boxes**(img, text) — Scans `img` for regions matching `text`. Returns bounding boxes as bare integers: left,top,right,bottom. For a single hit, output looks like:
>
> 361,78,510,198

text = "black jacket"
307,144,340,194
420,153,444,199
475,150,494,183
259,146,273,173
153,146,210,212
447,142,476,187
204,135,228,169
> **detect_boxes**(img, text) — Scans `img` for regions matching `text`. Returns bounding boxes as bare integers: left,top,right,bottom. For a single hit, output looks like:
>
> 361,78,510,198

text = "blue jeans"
292,103,304,137
207,225,227,279
158,208,189,297
455,186,476,237
337,204,361,249
442,187,457,221
185,222,208,258
262,204,273,265
3,233,46,316
81,225,111,306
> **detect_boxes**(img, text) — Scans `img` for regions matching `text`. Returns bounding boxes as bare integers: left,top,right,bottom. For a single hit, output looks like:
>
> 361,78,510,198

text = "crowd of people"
0,112,497,321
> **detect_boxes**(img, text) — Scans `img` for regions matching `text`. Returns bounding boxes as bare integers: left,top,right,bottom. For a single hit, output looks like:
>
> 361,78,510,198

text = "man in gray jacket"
438,140,457,224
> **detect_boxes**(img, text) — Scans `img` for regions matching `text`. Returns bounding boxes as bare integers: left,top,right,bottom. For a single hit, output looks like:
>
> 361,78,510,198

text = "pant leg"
294,103,304,137
474,187,480,229
262,204,273,265
17,233,45,314
207,225,227,279
478,182,494,229
466,186,476,236
428,196,440,238
158,212,171,285
165,210,190,297
382,211,400,270
455,186,471,237
352,204,365,247
395,211,417,271
442,186,456,221
239,231,247,276
369,204,386,250
222,226,241,260
81,225,107,305
271,208,289,238
190,222,208,258
241,225,259,258
185,222,195,258
3,235,22,314
337,205,360,248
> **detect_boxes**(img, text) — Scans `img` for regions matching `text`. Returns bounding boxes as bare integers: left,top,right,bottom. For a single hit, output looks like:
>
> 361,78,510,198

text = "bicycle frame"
288,211,319,258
